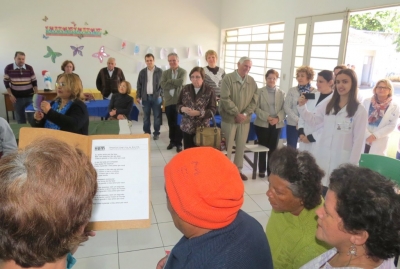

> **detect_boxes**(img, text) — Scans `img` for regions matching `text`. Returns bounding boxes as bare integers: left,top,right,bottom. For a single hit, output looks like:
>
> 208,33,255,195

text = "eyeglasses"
190,76,202,79
376,86,389,90
56,82,66,87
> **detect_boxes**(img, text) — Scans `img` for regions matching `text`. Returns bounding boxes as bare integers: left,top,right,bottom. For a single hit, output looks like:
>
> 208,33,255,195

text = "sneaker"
176,145,182,153
240,173,248,181
153,135,159,140
167,143,174,150
259,172,266,178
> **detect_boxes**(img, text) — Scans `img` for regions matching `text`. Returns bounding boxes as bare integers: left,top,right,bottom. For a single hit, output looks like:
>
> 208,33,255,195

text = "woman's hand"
34,111,44,121
298,94,308,107
186,110,201,117
299,134,310,144
117,114,125,120
181,107,191,114
156,255,168,269
109,109,116,116
366,134,376,145
40,101,51,114
268,117,279,126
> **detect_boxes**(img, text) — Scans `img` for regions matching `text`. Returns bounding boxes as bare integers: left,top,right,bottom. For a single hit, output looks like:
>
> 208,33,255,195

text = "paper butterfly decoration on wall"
147,46,154,54
134,45,140,55
43,46,62,63
160,48,168,59
71,46,84,56
77,34,84,39
71,21,76,27
85,22,88,25
92,46,110,63
197,45,203,57
42,16,48,22
103,30,108,36
121,41,127,50
42,34,49,39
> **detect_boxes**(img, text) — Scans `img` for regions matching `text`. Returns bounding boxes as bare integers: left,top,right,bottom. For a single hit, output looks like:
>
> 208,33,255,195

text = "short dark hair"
189,67,205,80
333,64,347,72
269,147,324,209
329,164,400,260
317,70,333,82
14,51,25,58
145,53,154,60
0,138,98,267
61,60,75,71
265,69,279,79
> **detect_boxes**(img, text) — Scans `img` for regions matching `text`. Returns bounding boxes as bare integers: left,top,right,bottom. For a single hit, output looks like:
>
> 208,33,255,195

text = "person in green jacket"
265,146,331,269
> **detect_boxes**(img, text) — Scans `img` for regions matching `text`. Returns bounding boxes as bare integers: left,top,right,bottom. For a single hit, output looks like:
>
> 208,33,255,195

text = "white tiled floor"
73,114,272,269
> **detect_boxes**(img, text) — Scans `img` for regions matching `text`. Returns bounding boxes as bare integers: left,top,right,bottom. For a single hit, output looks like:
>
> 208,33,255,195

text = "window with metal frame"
222,23,285,88
291,12,349,87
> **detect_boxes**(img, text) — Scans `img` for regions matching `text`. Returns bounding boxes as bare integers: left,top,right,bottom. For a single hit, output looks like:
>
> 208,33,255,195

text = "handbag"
194,111,221,150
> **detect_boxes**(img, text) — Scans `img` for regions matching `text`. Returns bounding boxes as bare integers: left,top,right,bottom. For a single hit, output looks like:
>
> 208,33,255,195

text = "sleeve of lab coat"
349,105,368,165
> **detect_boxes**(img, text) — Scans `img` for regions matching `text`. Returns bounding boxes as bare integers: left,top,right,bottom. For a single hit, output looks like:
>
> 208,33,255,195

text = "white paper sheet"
90,138,149,222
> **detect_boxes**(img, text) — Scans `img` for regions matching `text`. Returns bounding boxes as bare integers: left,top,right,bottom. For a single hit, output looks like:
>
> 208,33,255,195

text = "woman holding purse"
177,67,216,150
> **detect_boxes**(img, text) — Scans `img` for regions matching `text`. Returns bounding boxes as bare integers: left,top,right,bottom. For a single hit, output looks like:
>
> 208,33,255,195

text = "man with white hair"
160,53,187,153
219,57,258,181
96,57,125,99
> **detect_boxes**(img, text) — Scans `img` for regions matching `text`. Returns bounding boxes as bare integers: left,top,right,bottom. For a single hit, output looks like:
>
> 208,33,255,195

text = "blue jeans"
142,95,161,136
14,96,34,124
286,124,299,149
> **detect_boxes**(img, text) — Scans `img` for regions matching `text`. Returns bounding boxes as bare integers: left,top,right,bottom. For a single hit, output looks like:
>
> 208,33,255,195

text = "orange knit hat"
164,147,244,229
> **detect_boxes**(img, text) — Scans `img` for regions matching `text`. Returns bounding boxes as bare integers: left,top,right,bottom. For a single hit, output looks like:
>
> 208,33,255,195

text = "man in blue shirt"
157,147,273,269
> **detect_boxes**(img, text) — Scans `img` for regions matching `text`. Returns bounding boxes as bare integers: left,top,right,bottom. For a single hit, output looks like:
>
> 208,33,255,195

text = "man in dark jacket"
96,57,125,98
136,54,163,140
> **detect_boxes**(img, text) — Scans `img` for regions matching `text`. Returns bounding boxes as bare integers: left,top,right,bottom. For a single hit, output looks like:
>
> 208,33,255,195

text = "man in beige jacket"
220,57,258,181
160,53,187,152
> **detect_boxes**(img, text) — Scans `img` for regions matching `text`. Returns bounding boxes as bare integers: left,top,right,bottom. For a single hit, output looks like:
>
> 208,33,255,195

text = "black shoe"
240,173,248,181
167,143,174,150
176,145,182,153
259,172,266,178
153,135,159,140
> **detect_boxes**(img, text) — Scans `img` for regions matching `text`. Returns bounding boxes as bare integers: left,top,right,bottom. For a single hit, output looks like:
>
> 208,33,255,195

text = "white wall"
220,0,399,92
0,0,221,118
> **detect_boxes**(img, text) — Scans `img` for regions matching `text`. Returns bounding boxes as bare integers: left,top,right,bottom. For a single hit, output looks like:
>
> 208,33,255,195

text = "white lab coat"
298,97,368,186
298,92,333,156
397,119,400,154
362,97,400,156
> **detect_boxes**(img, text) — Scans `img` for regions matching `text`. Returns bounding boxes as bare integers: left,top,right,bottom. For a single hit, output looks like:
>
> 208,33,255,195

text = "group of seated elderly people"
1,138,399,269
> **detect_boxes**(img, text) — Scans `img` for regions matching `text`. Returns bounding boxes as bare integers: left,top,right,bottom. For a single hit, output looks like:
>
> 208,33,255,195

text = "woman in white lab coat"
297,69,367,186
298,70,334,156
362,79,399,156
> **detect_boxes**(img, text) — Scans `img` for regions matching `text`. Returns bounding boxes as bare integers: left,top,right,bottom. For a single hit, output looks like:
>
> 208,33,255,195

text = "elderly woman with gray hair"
265,146,331,269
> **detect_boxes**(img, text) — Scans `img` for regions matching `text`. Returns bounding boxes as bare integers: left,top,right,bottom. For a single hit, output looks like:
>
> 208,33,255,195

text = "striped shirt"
4,63,37,98
204,66,225,97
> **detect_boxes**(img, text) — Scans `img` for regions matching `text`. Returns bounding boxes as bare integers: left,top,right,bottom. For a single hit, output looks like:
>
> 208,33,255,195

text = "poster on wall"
45,26,102,38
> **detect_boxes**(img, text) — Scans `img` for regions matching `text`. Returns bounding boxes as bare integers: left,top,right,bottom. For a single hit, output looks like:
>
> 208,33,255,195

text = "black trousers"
254,124,281,175
165,105,183,146
183,132,197,150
